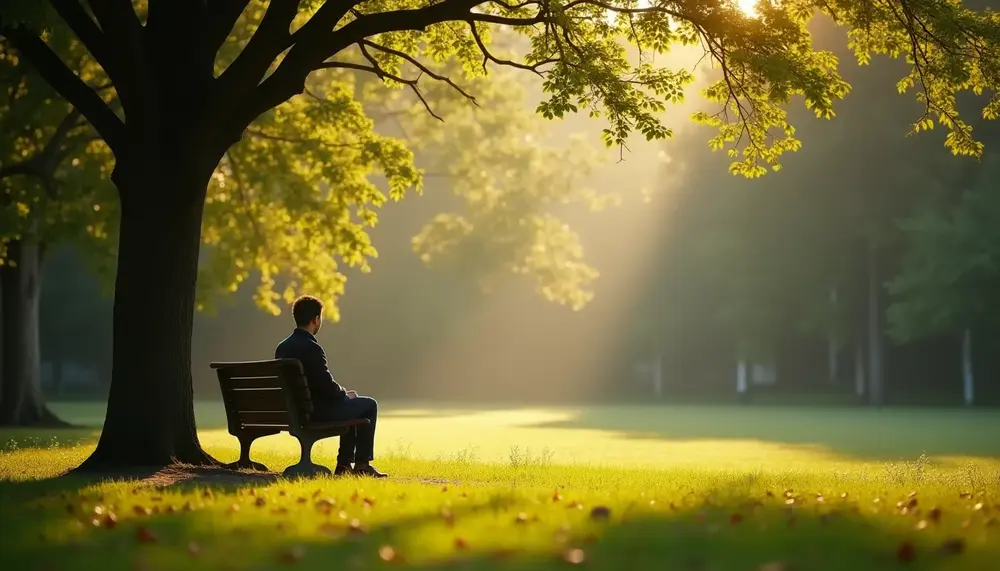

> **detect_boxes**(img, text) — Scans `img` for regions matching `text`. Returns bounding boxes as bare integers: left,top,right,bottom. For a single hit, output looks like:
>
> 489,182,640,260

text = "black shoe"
334,464,354,476
353,464,388,478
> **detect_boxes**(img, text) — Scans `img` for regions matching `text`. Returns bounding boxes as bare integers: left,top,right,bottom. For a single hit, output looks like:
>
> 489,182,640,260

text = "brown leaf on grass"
589,506,611,521
272,507,289,515
765,491,774,498
928,507,942,523
563,548,586,565
908,497,919,509
279,490,287,497
227,504,240,514
279,546,305,563
201,490,212,499
348,518,366,535
567,501,583,510
553,489,562,502
133,506,151,516
135,526,157,543
255,497,267,507
363,497,376,507
102,513,118,529
296,497,307,504
379,545,396,562
441,485,448,492
350,490,360,503
454,537,469,550
896,541,916,563
939,539,965,555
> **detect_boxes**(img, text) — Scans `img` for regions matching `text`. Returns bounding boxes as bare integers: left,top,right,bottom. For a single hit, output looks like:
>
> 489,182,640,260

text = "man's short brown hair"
291,295,324,327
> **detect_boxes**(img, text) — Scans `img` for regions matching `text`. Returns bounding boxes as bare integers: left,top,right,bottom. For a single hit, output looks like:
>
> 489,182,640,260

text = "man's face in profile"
312,312,323,334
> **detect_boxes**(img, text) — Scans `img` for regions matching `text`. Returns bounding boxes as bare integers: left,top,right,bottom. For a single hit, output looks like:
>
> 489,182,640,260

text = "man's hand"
346,390,358,399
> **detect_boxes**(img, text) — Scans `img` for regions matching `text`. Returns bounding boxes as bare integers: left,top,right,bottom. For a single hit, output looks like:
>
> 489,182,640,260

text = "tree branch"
216,0,301,98
3,26,125,154
360,39,479,105
240,0,484,128
204,0,252,59
48,0,113,73
83,0,146,111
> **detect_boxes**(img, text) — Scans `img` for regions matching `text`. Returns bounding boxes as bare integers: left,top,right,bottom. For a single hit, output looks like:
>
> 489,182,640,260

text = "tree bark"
76,163,216,470
0,237,66,426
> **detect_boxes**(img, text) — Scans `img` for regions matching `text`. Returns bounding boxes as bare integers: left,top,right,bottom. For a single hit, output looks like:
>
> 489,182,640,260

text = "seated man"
275,295,386,478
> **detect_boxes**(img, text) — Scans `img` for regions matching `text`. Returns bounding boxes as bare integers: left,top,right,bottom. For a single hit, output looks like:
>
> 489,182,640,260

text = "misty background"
37,19,1000,407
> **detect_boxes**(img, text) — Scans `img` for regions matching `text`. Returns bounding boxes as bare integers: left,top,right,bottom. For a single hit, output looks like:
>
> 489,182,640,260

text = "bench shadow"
520,405,1000,462
2,475,995,571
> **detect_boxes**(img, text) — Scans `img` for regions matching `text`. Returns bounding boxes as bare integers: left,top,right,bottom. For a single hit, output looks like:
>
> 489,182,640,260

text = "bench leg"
224,430,277,472
282,435,332,478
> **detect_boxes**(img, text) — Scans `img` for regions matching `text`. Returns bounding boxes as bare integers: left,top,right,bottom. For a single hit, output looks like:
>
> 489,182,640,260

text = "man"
275,295,387,478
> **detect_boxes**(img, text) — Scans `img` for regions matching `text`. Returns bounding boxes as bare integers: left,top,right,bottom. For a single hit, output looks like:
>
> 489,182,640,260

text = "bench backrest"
210,359,313,433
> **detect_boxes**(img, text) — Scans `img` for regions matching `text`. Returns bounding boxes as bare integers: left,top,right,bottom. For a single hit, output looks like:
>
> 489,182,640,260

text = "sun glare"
736,0,760,17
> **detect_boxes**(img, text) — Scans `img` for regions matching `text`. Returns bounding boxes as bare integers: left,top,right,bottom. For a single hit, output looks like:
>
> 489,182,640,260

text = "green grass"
1,402,998,571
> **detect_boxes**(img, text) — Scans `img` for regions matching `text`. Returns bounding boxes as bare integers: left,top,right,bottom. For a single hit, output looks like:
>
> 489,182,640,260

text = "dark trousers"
315,396,378,465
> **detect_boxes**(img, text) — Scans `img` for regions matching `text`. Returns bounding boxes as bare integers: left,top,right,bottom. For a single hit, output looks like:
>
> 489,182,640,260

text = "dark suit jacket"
274,328,347,409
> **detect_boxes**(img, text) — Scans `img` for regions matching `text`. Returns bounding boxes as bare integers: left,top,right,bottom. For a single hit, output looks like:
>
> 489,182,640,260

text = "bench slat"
225,388,287,411
221,376,282,390
237,411,291,427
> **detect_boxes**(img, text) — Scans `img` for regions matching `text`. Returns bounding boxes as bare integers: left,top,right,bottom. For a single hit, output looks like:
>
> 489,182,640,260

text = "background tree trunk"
0,236,66,426
77,163,215,470
962,328,974,407
866,244,885,407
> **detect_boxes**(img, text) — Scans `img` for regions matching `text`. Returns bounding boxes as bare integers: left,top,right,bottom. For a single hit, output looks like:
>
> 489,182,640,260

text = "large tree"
1,0,998,469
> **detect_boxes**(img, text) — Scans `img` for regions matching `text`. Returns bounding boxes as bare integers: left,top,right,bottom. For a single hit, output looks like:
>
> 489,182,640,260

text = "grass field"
1,402,998,571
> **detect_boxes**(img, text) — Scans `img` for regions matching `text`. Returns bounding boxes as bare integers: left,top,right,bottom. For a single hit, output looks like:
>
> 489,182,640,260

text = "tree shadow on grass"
521,405,1000,462
1,472,996,571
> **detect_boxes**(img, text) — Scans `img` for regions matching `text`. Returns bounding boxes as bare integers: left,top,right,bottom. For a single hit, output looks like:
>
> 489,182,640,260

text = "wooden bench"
210,359,369,477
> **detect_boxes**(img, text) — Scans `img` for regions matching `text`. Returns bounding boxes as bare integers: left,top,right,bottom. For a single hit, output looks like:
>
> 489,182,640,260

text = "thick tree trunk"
77,163,215,470
0,237,66,426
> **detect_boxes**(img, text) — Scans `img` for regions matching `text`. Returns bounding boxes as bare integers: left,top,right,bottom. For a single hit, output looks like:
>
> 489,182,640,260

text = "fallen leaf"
135,526,157,543
897,541,916,563
765,491,774,498
441,485,448,492
589,506,611,521
363,497,376,507
730,513,743,525
132,506,151,516
279,546,305,563
350,491,360,503
939,539,965,555
296,497,307,504
255,497,266,507
564,548,586,565
348,519,365,535
379,545,396,562
272,507,289,515
553,489,562,502
101,513,118,529
454,537,468,550
908,498,919,509
928,507,942,523
227,504,240,514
